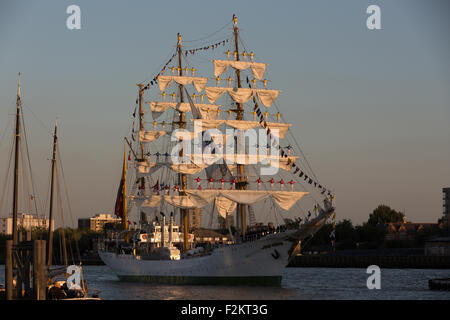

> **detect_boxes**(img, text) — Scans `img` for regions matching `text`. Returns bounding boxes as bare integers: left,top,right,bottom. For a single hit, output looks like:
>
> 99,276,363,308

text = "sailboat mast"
47,121,58,268
176,33,189,251
232,14,247,238
12,73,21,246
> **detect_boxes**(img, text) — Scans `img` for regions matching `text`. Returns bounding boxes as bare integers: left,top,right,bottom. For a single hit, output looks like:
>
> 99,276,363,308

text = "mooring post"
40,240,47,300
25,230,32,297
15,238,23,299
33,240,40,299
33,240,47,300
5,240,13,300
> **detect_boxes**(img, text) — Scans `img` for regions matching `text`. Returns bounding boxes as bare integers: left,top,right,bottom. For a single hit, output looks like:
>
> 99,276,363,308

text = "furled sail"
135,152,297,178
205,87,280,107
185,189,308,211
158,75,208,92
213,60,267,80
214,196,237,218
130,189,307,215
135,157,223,177
129,195,162,208
139,130,167,143
164,195,200,209
192,119,291,138
149,102,221,120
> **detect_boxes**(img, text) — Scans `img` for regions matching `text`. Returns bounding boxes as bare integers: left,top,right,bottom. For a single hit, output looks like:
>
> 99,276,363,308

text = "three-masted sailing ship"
99,15,335,285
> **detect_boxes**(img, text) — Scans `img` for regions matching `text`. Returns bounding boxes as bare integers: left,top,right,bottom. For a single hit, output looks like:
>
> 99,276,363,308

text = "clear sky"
0,0,449,226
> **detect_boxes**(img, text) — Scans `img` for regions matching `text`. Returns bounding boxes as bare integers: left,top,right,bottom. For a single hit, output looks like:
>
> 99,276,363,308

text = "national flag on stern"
114,144,127,229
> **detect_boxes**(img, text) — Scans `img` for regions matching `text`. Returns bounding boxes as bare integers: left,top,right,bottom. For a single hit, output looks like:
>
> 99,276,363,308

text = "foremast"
232,14,248,239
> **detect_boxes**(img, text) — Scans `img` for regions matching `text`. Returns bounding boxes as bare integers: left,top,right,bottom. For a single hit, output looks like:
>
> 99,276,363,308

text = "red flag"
152,179,159,192
114,147,127,219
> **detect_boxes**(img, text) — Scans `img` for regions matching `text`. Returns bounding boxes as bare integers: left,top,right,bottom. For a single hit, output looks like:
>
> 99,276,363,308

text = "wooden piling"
33,240,46,300
40,240,47,299
5,240,13,300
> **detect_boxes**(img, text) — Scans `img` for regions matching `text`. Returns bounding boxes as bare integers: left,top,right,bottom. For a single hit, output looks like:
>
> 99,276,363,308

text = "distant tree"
355,223,386,248
367,205,404,225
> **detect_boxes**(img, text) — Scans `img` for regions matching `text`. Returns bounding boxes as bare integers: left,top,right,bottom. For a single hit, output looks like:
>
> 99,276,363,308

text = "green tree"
367,204,404,225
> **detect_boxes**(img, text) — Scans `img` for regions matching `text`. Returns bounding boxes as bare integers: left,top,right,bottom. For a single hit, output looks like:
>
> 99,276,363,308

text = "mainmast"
232,14,247,238
12,73,21,246
47,121,58,268
175,33,189,251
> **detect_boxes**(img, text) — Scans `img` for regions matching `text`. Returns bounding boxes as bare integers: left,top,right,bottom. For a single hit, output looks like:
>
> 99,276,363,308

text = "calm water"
1,265,449,300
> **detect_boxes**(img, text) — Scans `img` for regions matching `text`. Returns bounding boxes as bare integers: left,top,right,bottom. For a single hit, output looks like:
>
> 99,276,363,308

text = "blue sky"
0,0,449,226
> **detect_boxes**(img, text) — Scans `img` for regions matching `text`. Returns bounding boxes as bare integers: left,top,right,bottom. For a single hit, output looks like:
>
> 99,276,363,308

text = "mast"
137,83,146,225
47,121,58,268
232,14,247,238
137,84,144,158
12,73,21,246
122,142,128,230
175,32,189,251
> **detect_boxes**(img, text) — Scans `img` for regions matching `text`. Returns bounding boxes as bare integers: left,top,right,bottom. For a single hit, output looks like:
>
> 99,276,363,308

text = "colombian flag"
114,144,127,229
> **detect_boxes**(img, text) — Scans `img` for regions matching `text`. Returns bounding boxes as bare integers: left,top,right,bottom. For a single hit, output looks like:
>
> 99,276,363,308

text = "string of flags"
139,52,178,92
330,211,336,251
184,38,230,57
246,77,333,198
136,37,231,94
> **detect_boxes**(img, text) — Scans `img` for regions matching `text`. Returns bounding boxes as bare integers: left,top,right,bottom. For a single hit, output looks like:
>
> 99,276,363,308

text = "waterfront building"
0,213,51,235
192,228,230,245
384,220,437,242
78,213,121,232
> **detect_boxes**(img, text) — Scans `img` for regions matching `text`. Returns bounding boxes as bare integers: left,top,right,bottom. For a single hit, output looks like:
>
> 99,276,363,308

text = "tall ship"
98,15,336,285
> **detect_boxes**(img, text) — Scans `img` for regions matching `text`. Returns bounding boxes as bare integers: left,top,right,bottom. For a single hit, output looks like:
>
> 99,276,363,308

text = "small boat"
1,74,100,300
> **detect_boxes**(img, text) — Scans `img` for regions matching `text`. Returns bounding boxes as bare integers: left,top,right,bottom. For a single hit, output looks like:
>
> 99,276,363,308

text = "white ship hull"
99,231,295,285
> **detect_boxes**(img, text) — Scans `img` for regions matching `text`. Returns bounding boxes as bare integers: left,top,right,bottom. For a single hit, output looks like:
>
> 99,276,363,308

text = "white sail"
158,75,208,92
139,130,167,143
205,87,280,106
192,119,291,138
129,195,162,208
214,196,237,218
213,60,267,80
135,157,223,176
149,101,221,120
164,195,200,209
185,189,308,211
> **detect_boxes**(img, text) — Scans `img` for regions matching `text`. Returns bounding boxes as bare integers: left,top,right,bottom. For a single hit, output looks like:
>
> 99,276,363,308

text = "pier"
288,254,450,269
3,236,47,300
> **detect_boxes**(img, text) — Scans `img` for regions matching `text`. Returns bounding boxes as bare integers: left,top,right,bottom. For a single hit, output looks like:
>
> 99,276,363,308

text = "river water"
1,265,449,300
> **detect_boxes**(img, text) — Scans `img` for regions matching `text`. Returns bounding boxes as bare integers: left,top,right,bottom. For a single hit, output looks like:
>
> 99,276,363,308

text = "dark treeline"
286,204,449,251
